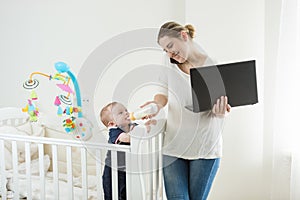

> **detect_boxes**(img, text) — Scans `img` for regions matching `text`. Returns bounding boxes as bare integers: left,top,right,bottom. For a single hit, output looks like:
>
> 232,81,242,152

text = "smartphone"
170,58,180,64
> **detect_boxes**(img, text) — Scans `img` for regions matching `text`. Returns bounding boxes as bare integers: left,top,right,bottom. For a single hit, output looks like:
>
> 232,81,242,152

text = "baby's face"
111,103,131,127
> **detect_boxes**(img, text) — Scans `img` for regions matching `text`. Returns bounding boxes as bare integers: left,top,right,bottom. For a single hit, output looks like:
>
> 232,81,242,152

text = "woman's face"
158,34,189,64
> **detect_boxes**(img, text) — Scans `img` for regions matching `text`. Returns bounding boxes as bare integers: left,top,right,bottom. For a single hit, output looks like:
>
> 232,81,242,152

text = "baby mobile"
22,62,92,140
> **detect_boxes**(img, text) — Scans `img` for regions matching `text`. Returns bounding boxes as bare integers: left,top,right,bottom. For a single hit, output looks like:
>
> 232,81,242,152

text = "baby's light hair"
100,102,118,127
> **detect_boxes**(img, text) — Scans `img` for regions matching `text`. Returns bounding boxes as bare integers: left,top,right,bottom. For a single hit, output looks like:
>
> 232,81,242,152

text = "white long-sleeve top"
157,55,225,159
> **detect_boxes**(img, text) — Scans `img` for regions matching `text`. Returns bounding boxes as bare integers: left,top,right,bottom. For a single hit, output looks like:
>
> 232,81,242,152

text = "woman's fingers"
221,97,226,113
226,104,231,112
212,96,230,117
224,96,228,110
215,98,220,113
140,101,155,108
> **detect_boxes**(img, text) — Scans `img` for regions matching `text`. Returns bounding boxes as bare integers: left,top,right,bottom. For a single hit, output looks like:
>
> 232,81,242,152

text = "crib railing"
0,129,164,200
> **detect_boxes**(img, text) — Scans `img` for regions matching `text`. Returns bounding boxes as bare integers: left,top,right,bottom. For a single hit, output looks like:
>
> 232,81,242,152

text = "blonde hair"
100,102,118,127
157,21,196,42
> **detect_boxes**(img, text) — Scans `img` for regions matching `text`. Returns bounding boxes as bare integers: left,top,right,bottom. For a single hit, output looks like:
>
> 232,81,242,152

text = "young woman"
142,21,231,200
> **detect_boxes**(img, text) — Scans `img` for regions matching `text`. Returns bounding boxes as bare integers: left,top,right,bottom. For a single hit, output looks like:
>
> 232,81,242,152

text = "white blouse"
157,55,225,159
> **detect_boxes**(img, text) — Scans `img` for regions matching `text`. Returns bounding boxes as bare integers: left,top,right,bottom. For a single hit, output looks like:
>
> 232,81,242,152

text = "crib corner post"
127,130,147,200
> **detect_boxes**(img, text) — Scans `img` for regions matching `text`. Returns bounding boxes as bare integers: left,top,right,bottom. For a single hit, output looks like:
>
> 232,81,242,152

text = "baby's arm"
115,132,130,144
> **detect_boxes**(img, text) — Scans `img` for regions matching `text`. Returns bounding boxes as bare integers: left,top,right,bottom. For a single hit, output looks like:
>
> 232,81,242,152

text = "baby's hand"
116,132,130,143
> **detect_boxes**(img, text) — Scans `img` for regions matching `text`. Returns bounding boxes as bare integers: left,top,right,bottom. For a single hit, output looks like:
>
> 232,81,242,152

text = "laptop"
186,60,258,112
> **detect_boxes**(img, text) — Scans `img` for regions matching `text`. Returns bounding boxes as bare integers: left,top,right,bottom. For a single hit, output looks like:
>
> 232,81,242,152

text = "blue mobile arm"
54,62,83,118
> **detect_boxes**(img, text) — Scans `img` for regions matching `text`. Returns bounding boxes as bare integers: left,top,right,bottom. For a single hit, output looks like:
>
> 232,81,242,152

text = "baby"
100,102,133,200
100,101,155,200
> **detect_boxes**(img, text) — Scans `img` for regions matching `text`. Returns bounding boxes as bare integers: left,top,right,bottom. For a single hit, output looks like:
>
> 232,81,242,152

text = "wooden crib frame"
0,107,164,200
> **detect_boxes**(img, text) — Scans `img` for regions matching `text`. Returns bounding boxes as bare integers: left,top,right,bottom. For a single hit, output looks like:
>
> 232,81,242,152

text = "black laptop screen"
190,60,258,112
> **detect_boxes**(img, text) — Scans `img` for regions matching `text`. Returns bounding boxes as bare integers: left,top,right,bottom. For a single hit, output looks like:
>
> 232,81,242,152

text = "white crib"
0,107,165,200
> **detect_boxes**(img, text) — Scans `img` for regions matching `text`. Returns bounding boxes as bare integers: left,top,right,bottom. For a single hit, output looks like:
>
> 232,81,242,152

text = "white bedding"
0,120,45,170
1,154,100,200
16,172,98,200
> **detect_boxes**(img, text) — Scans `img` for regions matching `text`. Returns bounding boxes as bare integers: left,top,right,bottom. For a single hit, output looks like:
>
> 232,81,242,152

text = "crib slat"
148,140,153,200
52,144,59,199
12,141,19,200
153,136,161,199
25,142,32,199
151,137,157,199
126,151,131,200
95,150,103,200
81,147,88,200
66,146,74,200
0,140,7,200
158,133,163,199
111,151,118,200
153,135,160,199
38,143,45,199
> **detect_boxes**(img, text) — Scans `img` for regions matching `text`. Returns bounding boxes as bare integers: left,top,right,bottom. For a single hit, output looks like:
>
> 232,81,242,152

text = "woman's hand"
212,96,231,118
144,119,157,133
140,101,162,119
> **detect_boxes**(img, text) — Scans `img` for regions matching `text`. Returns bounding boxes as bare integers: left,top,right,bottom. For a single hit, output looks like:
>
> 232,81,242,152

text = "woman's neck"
178,46,207,74
187,43,207,67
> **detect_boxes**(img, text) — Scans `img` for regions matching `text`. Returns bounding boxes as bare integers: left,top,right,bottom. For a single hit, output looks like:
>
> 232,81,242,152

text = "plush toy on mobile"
22,62,92,140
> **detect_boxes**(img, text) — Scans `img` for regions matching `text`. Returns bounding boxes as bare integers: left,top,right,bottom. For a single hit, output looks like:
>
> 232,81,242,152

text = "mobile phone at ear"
170,58,180,64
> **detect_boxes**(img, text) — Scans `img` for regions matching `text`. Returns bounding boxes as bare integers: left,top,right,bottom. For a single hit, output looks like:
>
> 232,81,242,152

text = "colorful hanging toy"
22,62,92,140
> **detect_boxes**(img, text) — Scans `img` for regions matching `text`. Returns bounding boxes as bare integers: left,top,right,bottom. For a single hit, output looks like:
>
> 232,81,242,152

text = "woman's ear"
181,31,189,41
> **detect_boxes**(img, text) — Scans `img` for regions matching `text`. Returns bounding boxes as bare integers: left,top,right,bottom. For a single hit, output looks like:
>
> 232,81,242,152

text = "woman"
142,21,230,200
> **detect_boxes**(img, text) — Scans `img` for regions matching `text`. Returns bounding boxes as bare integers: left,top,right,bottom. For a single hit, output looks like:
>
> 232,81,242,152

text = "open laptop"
186,60,258,112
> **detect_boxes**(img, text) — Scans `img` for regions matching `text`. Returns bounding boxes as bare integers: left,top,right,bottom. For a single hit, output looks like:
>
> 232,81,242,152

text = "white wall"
186,1,265,199
0,0,282,199
0,0,185,111
264,0,282,198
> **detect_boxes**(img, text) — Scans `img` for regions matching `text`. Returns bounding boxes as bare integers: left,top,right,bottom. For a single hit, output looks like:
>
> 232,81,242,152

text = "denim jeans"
163,155,220,200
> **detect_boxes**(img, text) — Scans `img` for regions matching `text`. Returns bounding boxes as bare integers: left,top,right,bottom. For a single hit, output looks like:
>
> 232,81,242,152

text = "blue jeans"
163,155,220,200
